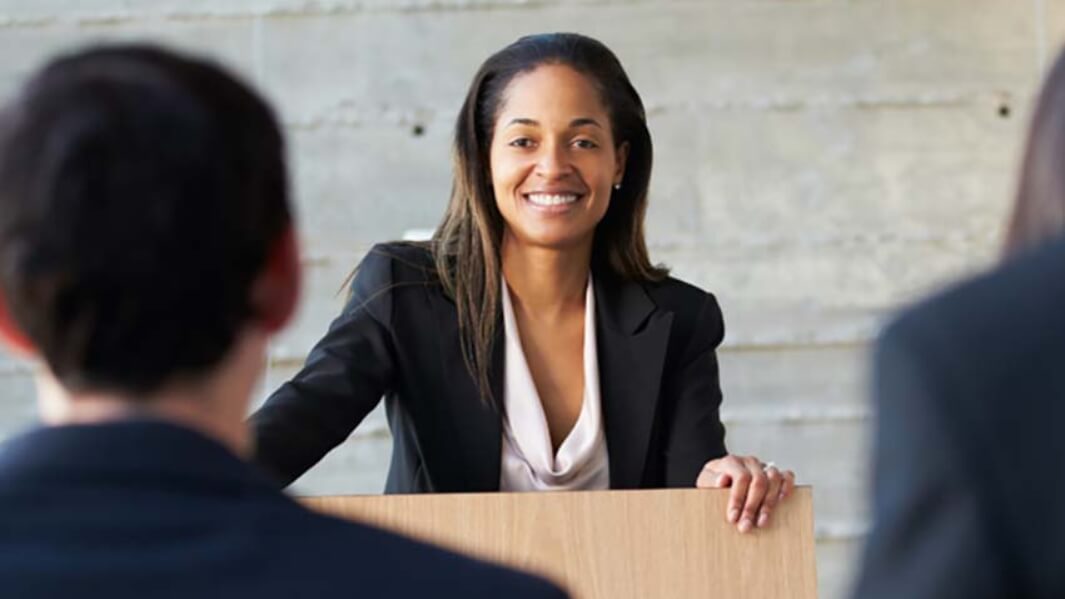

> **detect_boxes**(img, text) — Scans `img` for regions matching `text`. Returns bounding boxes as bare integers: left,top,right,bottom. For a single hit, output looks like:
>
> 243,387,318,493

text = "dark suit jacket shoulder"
252,241,728,493
0,421,566,598
854,236,1065,598
346,241,439,323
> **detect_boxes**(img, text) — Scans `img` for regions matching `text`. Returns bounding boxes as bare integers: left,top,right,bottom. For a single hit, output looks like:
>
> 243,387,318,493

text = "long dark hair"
432,33,666,406
1005,48,1065,256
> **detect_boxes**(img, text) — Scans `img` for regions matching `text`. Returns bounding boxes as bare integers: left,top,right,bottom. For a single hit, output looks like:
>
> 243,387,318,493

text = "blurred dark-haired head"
1005,48,1065,257
0,44,292,395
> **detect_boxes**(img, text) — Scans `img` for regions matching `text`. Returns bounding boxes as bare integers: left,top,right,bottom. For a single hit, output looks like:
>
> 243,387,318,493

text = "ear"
0,289,36,356
614,141,630,187
249,225,301,334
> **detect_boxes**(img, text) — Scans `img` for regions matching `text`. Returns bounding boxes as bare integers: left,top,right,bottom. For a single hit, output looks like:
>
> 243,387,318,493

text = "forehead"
496,64,609,123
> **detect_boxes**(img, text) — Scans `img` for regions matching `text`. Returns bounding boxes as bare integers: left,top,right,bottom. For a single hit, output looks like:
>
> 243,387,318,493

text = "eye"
574,138,599,150
508,137,535,148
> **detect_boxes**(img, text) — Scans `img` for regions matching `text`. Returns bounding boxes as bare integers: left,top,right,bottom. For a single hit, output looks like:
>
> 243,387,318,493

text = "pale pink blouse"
499,275,610,492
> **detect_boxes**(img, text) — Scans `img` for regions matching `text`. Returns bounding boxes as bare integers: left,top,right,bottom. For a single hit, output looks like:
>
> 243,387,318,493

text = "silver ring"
763,461,777,471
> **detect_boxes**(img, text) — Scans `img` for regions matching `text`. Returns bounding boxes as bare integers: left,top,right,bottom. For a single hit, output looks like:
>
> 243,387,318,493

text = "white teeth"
526,193,579,206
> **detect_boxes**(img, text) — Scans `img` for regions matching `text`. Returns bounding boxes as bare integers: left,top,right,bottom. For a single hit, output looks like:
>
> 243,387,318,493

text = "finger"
712,457,749,524
695,464,731,488
778,470,796,501
728,469,752,526
757,467,784,528
738,458,768,533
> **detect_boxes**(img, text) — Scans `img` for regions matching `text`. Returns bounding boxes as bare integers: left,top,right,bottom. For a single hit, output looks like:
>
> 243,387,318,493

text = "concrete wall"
1,1,1062,597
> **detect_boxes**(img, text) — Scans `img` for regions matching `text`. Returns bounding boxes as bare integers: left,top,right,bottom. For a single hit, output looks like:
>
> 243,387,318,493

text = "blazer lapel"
595,272,672,489
427,290,502,492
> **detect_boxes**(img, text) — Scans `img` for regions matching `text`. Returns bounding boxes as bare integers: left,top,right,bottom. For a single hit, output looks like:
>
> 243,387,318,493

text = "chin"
515,229,595,251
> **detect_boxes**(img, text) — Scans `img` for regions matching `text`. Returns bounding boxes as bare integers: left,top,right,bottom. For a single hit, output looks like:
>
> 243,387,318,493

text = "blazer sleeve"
249,245,398,486
662,292,729,487
851,319,1004,599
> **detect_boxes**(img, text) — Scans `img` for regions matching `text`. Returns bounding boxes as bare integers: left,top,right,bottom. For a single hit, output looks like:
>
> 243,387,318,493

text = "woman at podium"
251,33,795,533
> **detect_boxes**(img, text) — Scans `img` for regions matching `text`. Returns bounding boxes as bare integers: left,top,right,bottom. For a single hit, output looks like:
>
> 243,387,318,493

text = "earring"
613,183,622,190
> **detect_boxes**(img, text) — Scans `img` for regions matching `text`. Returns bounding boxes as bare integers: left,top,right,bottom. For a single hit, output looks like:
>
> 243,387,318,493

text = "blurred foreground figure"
0,44,565,599
853,48,1065,599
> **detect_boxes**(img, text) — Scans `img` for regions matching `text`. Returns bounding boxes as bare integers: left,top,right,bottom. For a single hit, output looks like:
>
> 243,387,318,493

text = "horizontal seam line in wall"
815,521,869,542
721,340,868,352
720,406,871,425
281,95,1010,131
0,0,673,27
0,0,867,27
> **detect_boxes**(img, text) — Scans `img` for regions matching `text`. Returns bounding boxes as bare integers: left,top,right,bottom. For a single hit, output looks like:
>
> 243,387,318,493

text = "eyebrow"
569,117,603,129
504,117,604,129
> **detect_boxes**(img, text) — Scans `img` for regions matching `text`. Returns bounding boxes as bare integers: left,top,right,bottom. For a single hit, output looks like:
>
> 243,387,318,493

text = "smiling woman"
250,33,795,534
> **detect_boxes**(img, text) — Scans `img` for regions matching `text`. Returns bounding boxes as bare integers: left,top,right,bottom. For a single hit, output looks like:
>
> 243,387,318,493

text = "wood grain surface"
303,487,817,599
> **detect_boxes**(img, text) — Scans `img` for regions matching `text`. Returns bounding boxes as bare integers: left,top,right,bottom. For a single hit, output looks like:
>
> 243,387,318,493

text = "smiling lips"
523,192,583,209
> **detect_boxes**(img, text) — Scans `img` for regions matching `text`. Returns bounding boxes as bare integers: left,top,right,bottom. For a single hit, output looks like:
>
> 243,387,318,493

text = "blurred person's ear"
0,291,35,356
250,225,301,334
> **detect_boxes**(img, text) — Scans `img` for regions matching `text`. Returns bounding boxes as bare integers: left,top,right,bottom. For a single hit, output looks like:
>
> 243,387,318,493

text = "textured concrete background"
1,1,1062,597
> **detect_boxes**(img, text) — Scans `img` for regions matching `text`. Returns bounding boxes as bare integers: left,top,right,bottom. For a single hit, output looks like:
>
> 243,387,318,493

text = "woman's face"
489,64,627,251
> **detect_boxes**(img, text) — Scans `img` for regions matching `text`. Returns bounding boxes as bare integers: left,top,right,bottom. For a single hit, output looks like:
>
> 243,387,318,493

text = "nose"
534,141,573,179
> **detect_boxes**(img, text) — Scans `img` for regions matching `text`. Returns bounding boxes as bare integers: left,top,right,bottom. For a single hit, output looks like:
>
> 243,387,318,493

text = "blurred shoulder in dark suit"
854,48,1065,599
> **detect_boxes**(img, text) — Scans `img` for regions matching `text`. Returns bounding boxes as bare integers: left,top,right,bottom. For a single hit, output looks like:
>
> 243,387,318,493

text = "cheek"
582,149,617,180
586,158,620,196
489,151,523,195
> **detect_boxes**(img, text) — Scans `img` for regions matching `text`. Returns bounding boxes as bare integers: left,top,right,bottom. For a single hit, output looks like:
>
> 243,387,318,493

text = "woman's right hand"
695,454,796,534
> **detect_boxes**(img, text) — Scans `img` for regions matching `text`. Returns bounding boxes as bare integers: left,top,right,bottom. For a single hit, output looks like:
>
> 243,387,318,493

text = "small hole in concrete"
412,124,425,137
998,104,1010,118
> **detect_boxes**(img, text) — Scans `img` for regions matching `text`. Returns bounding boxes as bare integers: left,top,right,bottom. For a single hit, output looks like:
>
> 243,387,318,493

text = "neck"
35,328,268,459
500,232,592,317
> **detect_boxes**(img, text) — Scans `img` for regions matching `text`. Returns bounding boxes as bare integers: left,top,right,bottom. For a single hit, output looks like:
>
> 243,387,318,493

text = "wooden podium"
305,487,817,598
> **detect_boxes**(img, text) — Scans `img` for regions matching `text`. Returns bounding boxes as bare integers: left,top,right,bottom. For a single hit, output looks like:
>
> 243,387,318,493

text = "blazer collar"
594,270,673,489
594,268,657,335
0,420,281,496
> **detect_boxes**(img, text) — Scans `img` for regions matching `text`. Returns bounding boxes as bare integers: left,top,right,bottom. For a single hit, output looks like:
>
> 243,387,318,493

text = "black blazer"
0,420,566,598
853,235,1065,598
252,242,728,493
